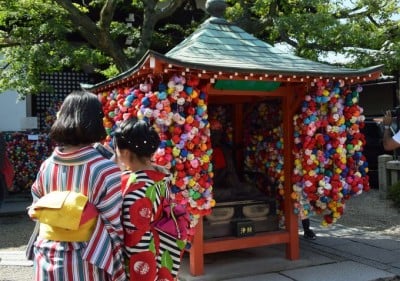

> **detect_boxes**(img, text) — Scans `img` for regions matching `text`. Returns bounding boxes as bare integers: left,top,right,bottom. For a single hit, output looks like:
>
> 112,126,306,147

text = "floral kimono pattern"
121,169,186,281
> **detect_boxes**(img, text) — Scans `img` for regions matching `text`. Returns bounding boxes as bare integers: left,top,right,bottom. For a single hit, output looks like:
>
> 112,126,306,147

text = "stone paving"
1,193,400,281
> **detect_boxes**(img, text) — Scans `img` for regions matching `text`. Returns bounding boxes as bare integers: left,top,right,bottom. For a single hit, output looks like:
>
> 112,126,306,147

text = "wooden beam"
208,87,293,97
203,231,290,253
208,95,278,104
189,229,291,275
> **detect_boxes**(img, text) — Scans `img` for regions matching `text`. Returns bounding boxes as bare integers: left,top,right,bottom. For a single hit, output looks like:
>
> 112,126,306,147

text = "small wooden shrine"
83,0,383,276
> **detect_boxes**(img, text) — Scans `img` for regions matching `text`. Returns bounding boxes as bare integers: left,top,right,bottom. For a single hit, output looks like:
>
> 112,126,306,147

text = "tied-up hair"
113,118,160,158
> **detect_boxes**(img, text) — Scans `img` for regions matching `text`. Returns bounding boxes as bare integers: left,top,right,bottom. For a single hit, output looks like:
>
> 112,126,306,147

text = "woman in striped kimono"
113,118,187,281
29,91,126,281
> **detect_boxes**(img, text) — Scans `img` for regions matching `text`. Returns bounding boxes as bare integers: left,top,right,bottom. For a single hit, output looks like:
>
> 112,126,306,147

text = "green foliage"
388,181,400,209
99,64,119,80
226,0,400,72
0,0,198,97
153,23,198,52
0,0,109,98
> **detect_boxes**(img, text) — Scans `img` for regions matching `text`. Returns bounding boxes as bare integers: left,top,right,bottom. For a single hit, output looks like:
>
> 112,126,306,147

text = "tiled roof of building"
165,16,382,76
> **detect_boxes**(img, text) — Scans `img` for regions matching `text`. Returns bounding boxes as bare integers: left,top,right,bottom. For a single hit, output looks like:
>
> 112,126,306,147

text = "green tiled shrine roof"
165,17,382,76
83,15,383,91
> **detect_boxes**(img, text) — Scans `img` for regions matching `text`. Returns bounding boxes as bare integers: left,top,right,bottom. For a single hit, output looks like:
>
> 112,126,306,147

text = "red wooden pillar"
282,91,300,259
190,216,204,275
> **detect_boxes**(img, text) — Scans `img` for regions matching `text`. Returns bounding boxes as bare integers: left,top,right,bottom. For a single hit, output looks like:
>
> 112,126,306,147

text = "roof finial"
205,0,227,18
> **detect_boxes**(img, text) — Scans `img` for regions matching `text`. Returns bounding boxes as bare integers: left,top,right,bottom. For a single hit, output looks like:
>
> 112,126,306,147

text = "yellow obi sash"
29,191,98,242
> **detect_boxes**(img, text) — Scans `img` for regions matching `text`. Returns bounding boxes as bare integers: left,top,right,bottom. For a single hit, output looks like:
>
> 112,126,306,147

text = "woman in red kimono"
113,118,188,281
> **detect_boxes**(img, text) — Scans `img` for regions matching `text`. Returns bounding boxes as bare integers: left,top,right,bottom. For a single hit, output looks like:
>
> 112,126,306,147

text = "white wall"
0,90,27,131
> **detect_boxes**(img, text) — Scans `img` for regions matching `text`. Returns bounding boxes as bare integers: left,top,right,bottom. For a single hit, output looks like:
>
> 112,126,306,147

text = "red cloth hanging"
212,147,226,170
1,156,15,190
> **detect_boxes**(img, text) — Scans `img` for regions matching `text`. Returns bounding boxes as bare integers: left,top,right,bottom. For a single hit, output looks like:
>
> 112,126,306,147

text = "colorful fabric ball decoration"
99,73,370,235
4,132,54,190
99,74,215,240
242,101,284,219
292,80,369,226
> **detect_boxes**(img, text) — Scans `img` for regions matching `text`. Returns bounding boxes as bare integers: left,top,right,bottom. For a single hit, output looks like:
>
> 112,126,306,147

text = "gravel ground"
337,189,400,238
0,213,35,251
0,188,399,281
0,213,35,281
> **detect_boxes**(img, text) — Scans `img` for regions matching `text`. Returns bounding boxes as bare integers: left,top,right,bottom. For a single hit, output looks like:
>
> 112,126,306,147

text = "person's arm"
95,168,124,242
382,110,400,151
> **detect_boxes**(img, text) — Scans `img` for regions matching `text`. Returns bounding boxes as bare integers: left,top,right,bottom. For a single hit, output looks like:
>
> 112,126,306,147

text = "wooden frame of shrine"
83,0,383,276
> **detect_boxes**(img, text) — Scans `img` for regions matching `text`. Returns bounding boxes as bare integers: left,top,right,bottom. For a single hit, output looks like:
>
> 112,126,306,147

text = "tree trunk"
55,0,187,72
134,0,187,61
97,31,133,72
54,0,132,71
134,0,158,61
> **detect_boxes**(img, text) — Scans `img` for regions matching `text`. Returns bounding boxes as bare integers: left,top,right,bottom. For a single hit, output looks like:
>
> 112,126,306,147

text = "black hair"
114,118,160,158
49,90,106,145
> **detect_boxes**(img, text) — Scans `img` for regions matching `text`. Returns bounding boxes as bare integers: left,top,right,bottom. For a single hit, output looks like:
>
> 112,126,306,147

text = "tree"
225,0,400,72
0,0,204,98
0,0,399,99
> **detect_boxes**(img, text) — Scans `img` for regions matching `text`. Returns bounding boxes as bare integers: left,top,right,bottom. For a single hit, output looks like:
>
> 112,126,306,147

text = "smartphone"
94,143,114,159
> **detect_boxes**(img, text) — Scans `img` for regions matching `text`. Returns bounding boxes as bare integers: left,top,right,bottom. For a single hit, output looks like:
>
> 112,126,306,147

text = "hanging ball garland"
342,86,370,193
2,98,62,190
292,80,369,226
4,132,54,190
293,80,346,224
208,105,234,145
243,101,285,218
99,74,369,229
100,74,215,234
216,81,368,227
44,99,63,130
292,81,334,219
